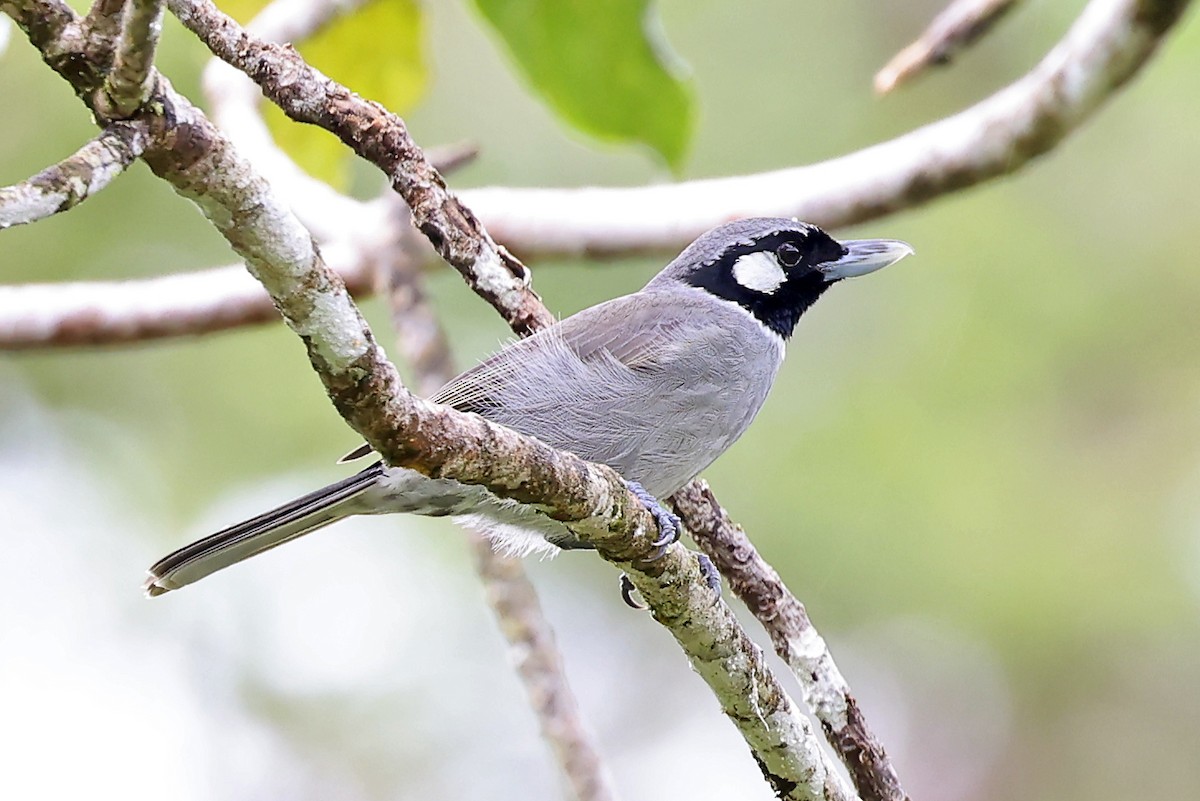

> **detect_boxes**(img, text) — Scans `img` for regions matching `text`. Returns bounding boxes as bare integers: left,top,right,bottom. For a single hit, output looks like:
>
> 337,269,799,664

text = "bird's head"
652,217,913,339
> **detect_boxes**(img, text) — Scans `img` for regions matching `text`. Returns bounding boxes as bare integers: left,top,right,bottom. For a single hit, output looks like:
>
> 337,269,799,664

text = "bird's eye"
776,242,803,267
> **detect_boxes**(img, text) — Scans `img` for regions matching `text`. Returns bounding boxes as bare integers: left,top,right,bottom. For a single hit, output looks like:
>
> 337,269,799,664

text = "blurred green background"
2,1,1199,800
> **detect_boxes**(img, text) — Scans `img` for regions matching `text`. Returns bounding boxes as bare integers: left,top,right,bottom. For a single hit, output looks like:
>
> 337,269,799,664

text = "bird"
145,217,912,596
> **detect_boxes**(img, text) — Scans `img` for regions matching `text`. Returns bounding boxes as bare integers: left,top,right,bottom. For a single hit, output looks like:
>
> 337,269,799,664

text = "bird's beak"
819,239,914,281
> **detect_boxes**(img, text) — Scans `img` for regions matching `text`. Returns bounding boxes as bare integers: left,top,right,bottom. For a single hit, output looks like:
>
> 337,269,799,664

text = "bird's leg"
623,480,682,555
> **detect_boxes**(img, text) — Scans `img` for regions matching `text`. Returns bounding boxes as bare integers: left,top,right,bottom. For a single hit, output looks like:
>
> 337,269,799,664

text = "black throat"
683,231,842,339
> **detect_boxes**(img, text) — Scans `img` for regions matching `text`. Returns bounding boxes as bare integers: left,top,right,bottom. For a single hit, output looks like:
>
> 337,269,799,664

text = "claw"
647,544,670,562
696,553,722,597
619,573,645,610
624,480,682,556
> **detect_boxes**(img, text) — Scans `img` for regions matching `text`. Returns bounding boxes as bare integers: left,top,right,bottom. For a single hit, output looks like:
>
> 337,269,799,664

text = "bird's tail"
144,462,385,596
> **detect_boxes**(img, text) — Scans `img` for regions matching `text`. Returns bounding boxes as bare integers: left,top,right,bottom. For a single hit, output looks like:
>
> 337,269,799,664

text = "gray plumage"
146,218,911,595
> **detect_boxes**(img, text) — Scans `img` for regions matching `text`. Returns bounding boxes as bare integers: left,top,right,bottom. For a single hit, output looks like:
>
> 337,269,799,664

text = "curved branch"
672,481,908,801
2,0,1188,349
142,76,848,801
0,122,146,230
460,0,1191,257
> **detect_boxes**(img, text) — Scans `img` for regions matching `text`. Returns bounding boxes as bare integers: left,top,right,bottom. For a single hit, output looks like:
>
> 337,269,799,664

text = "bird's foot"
696,553,722,595
619,573,644,610
623,480,682,558
618,553,723,610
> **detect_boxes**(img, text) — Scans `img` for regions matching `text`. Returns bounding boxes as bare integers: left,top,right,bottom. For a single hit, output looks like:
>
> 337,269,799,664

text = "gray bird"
146,218,911,596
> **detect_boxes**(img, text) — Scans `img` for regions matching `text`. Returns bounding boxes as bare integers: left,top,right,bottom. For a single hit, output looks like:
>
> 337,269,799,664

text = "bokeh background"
3,1,1199,800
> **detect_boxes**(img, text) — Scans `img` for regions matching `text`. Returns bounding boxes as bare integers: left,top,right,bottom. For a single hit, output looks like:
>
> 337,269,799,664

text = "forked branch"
2,0,1188,347
1,2,854,797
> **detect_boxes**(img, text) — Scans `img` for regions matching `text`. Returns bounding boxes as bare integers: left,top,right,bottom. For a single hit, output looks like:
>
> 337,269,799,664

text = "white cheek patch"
731,251,787,294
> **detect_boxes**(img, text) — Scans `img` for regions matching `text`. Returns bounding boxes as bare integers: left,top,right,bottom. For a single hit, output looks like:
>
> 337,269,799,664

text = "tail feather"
145,462,385,596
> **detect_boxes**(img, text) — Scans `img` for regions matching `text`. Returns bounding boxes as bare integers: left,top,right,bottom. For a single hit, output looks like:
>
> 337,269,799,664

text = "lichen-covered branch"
3,0,1187,349
166,0,554,337
97,0,163,117
0,122,145,230
874,0,1021,94
3,3,852,797
198,53,385,245
672,481,909,801
140,89,845,801
383,239,617,801
82,0,128,63
0,243,376,348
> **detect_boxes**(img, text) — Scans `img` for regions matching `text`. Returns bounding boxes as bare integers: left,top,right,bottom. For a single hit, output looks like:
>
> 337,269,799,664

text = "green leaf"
471,0,694,170
263,0,428,190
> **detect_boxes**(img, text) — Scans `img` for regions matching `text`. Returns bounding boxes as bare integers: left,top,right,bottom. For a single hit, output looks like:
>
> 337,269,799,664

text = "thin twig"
98,0,164,118
672,481,909,801
875,0,1021,94
0,121,146,230
470,547,619,801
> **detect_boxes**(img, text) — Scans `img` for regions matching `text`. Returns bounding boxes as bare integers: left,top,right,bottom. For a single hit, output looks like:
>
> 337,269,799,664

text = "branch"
5,3,853,797
197,20,480,250
672,481,909,801
148,90,844,801
81,0,128,62
0,121,145,230
382,239,617,801
874,0,1021,94
97,0,164,118
2,0,1187,349
198,49,386,245
379,238,457,401
166,0,554,337
0,242,376,348
458,0,1191,257
471,549,619,801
